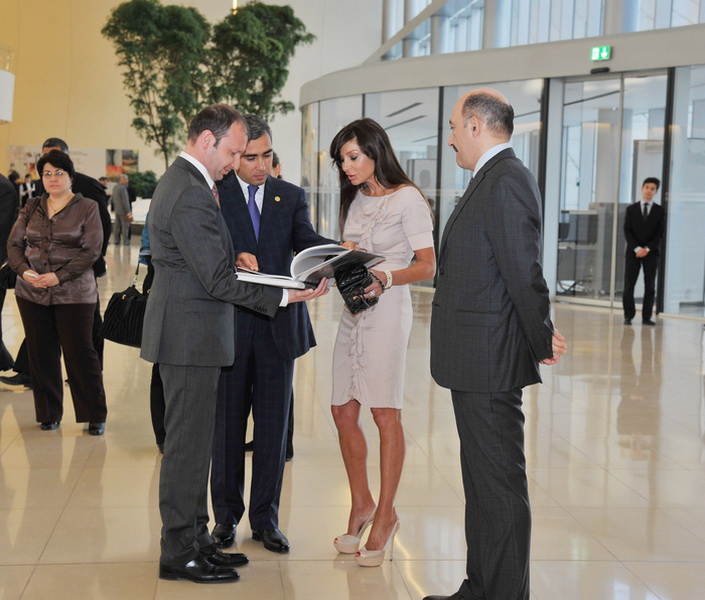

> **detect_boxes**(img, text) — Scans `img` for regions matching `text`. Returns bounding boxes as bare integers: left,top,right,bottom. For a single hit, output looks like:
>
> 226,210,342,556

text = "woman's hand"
34,273,60,288
363,269,386,299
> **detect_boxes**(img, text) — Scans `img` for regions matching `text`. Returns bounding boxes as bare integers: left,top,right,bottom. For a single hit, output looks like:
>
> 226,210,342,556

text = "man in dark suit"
0,137,112,388
141,104,327,584
622,177,664,326
425,89,566,600
210,114,335,553
0,174,18,370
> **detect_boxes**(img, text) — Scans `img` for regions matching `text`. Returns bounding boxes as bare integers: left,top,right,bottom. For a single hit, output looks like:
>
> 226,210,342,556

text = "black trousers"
12,296,104,374
622,252,658,321
211,316,294,531
451,388,530,600
17,298,107,424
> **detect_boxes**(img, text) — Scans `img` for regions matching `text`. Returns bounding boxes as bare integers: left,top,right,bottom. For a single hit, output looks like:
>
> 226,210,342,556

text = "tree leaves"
102,0,312,169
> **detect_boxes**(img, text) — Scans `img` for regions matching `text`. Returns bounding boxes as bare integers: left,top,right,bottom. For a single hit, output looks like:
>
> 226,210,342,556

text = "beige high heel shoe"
355,519,400,567
333,508,376,554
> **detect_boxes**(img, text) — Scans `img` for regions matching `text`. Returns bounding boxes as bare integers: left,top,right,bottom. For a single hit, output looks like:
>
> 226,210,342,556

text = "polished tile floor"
1,241,704,599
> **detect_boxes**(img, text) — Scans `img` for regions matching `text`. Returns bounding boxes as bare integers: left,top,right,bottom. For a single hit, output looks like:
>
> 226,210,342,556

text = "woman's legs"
55,303,107,423
16,298,64,423
332,400,377,536
365,407,404,550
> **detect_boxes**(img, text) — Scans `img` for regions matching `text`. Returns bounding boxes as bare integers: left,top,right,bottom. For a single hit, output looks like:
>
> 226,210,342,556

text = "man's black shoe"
88,422,105,436
624,318,632,325
40,422,60,431
212,523,236,548
199,543,248,567
158,554,239,583
252,528,290,553
0,372,32,387
423,593,464,600
643,319,656,326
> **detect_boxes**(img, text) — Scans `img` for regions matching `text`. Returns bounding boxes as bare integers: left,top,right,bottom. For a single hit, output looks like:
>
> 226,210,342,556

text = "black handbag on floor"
100,266,148,348
334,263,379,315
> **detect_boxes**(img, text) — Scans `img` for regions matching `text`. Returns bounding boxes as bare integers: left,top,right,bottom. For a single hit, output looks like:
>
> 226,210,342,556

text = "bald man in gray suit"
425,89,566,600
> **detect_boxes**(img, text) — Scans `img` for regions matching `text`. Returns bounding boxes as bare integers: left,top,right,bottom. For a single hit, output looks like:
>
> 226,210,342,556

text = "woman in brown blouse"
8,150,107,434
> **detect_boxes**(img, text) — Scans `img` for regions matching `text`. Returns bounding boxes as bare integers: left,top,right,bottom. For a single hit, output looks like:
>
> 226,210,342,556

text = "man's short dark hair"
37,150,75,180
41,137,69,153
462,93,514,137
643,177,660,190
243,114,272,142
188,104,248,147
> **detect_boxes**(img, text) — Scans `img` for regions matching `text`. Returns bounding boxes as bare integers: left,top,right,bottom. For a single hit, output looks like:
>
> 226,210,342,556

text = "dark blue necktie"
247,184,261,240
642,202,649,220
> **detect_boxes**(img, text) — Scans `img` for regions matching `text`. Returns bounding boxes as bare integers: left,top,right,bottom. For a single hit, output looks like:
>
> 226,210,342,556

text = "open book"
235,244,384,289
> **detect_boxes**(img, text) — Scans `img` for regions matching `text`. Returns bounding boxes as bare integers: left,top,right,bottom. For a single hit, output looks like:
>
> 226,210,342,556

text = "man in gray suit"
425,89,566,600
141,104,328,584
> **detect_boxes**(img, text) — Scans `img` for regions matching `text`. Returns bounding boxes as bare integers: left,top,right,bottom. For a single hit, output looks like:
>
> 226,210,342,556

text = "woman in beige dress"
330,118,436,567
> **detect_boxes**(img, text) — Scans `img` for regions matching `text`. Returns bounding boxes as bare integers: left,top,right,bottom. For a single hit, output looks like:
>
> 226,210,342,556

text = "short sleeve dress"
331,185,434,409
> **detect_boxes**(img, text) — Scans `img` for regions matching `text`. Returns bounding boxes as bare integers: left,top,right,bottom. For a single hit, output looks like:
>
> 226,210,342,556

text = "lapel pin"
275,196,281,202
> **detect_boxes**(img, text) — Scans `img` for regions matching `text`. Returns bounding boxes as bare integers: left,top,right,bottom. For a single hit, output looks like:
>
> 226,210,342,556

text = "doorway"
555,71,668,309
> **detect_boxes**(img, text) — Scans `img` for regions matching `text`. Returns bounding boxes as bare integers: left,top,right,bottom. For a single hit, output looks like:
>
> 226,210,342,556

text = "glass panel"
440,80,544,240
556,74,667,305
300,103,319,229
557,78,621,300
365,88,440,287
616,74,667,308
664,65,705,317
317,96,363,240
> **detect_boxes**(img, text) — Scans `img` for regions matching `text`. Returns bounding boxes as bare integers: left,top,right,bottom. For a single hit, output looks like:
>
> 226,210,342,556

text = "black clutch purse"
334,263,378,315
99,266,148,348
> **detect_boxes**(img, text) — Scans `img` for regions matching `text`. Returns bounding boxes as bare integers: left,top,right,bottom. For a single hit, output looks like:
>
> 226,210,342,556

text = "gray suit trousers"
451,388,530,600
158,363,221,566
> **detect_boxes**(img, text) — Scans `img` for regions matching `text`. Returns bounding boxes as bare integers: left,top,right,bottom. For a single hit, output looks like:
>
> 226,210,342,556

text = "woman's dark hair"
330,118,428,233
37,150,75,181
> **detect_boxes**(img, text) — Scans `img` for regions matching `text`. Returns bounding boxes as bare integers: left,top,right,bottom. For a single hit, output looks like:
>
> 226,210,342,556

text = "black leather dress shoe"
200,543,248,567
88,422,105,435
624,318,632,325
0,372,32,387
212,523,236,548
40,422,60,431
252,528,290,553
642,318,656,326
159,554,239,583
423,593,464,600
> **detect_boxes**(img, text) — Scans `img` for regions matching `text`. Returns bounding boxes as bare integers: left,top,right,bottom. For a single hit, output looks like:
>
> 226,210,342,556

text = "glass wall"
507,0,603,46
315,97,363,239
556,73,667,305
663,65,705,317
636,0,705,30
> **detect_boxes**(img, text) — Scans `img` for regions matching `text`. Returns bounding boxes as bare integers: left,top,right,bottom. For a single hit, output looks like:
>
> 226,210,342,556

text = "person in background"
329,118,436,567
112,174,133,245
7,150,107,435
622,177,664,326
271,152,282,179
138,215,165,454
425,88,566,600
18,174,36,207
0,173,18,370
0,137,111,389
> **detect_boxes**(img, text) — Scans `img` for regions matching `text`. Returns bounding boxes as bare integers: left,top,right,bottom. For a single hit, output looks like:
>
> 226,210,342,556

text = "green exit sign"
591,45,612,61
